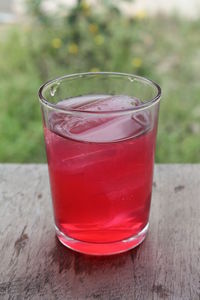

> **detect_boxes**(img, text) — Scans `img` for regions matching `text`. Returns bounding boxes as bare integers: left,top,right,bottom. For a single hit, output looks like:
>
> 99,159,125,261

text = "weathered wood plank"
0,164,199,300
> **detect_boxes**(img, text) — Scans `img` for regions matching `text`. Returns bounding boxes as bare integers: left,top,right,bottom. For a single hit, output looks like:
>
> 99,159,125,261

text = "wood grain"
0,164,199,300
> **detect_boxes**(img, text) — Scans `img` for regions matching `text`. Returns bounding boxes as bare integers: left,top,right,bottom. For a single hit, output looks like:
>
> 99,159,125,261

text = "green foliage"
0,1,200,162
24,0,142,78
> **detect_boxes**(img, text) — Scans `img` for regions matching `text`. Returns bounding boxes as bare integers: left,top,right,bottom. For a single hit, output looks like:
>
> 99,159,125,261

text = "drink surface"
44,95,157,243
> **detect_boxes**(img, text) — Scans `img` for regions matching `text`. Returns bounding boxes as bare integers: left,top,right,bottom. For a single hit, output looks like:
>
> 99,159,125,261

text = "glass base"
55,223,149,256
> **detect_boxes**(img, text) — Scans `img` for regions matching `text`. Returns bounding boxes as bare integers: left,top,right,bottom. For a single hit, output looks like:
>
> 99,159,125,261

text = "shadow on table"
50,235,140,275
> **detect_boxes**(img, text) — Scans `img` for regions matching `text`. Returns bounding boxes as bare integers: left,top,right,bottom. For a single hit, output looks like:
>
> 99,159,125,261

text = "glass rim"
38,72,161,115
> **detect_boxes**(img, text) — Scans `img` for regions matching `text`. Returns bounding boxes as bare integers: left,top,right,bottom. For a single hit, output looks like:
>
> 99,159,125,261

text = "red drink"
44,95,158,254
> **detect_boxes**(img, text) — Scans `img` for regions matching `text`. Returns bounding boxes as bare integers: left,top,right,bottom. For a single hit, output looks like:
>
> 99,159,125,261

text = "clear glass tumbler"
38,72,161,255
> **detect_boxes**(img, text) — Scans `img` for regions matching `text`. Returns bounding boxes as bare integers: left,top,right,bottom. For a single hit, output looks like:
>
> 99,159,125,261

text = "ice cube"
72,95,140,112
49,95,151,142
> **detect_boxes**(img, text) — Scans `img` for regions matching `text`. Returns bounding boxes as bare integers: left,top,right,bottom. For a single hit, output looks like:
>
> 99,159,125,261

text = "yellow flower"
135,10,147,20
68,43,78,55
51,38,62,49
89,24,98,34
94,35,104,46
24,25,31,33
81,1,90,16
90,68,100,72
132,57,142,68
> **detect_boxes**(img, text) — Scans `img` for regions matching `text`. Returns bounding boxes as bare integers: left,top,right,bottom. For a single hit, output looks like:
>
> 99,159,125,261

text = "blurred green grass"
0,10,200,162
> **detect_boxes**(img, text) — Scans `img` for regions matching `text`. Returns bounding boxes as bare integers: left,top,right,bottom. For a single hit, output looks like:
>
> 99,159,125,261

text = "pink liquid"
44,95,157,252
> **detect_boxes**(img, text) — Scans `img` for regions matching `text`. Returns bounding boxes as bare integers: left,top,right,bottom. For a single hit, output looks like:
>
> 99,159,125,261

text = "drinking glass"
38,72,161,255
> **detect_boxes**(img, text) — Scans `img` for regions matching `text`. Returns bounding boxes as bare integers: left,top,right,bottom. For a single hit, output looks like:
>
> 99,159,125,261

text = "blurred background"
0,0,200,163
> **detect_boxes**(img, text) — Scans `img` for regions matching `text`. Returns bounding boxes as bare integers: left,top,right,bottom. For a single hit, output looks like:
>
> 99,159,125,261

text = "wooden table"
0,164,199,300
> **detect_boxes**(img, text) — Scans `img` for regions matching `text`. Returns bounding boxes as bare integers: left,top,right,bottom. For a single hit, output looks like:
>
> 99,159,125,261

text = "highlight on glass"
38,72,161,255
